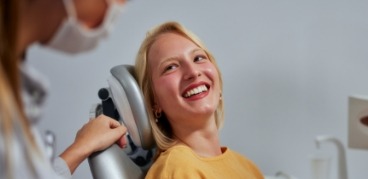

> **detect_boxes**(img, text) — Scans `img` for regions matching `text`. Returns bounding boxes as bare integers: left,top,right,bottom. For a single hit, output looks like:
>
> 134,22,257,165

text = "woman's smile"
182,83,210,100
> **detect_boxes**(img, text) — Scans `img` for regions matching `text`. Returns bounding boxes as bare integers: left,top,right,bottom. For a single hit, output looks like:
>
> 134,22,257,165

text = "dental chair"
88,65,155,179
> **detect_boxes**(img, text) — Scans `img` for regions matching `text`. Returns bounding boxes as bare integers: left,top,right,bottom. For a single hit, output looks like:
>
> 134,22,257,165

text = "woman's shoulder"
155,145,196,165
226,148,257,164
145,145,200,179
225,147,264,178
145,146,264,179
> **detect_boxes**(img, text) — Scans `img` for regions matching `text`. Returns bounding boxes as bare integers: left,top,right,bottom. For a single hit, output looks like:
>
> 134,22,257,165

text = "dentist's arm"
60,115,127,174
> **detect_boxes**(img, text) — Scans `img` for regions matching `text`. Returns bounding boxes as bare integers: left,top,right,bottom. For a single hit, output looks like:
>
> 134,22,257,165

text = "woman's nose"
183,63,201,80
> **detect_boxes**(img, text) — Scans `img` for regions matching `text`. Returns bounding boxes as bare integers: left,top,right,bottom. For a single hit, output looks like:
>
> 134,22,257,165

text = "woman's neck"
173,118,222,157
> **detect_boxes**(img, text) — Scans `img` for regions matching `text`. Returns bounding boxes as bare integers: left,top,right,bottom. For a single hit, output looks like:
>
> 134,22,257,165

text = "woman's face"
148,32,221,127
74,0,127,28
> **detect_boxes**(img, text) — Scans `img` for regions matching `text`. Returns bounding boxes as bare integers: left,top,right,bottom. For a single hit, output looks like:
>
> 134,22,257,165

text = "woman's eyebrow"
158,56,179,69
157,48,205,69
191,48,205,54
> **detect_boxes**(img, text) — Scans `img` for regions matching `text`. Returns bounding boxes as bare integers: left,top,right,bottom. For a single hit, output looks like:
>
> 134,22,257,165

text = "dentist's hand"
75,114,128,150
60,114,127,174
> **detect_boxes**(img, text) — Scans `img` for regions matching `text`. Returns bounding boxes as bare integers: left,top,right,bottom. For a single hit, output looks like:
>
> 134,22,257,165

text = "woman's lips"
182,83,210,98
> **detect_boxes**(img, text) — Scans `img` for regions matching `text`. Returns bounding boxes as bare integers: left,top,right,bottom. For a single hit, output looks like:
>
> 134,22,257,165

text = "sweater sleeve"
52,157,72,179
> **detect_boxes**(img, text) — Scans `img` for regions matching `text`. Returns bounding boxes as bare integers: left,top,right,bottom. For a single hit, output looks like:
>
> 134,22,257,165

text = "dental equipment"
315,135,348,179
88,65,155,179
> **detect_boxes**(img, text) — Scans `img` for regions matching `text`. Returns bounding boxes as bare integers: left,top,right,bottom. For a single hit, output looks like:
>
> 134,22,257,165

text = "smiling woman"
135,21,264,179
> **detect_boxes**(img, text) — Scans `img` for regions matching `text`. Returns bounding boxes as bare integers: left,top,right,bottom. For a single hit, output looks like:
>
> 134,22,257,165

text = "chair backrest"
88,65,155,179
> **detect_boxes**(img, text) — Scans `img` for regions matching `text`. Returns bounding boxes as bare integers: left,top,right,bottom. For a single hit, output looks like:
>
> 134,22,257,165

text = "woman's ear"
152,103,162,123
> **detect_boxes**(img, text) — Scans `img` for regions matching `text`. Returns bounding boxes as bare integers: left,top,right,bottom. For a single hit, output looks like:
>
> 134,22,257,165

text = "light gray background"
28,0,368,178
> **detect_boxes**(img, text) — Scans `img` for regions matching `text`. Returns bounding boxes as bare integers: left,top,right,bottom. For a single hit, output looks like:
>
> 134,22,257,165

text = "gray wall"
28,0,368,178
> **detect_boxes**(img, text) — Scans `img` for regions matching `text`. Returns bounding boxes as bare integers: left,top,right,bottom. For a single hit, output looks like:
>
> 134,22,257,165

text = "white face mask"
46,0,125,54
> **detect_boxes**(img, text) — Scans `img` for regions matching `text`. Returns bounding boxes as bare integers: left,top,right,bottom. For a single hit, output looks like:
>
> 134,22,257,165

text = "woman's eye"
194,55,207,62
164,64,177,72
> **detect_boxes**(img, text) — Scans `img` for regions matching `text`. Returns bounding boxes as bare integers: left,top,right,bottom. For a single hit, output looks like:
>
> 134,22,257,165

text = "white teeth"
184,85,208,98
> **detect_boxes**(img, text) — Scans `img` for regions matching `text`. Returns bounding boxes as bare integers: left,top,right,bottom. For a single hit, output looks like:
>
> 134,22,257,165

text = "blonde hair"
1,0,40,178
135,21,224,154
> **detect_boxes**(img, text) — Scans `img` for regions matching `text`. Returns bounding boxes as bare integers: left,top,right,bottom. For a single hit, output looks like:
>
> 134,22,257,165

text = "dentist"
0,0,129,178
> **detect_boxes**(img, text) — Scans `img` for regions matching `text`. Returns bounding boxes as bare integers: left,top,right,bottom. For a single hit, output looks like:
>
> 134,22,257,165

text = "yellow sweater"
145,145,264,179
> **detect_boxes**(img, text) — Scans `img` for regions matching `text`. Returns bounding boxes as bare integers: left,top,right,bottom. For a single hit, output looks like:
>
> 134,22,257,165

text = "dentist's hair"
135,21,224,155
0,1,40,178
